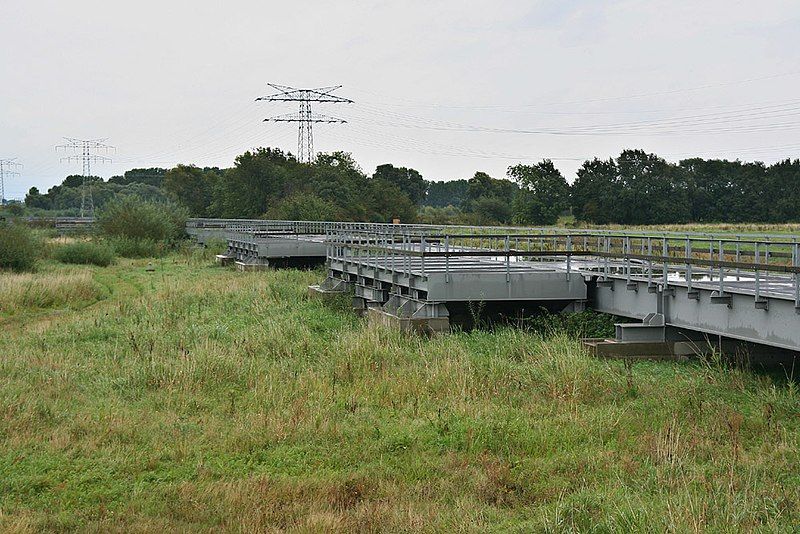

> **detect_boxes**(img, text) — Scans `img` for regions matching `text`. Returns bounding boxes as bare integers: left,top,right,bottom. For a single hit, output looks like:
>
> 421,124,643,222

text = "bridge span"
186,218,800,359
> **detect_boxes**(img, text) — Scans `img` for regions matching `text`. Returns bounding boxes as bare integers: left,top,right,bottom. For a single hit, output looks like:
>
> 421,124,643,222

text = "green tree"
162,165,217,216
424,179,469,208
372,164,427,204
264,194,338,221
217,148,299,218
468,196,512,224
462,172,518,223
108,168,167,187
25,187,51,210
616,150,690,224
764,159,800,222
571,158,619,224
508,160,570,225
366,178,417,222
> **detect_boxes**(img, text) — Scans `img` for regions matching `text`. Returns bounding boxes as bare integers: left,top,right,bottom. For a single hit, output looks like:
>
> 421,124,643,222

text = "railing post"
566,235,572,278
754,241,760,302
735,237,741,280
718,239,725,297
794,242,799,309
421,235,426,276
625,236,631,285
685,238,692,294
662,236,669,288
505,235,510,283
445,235,450,283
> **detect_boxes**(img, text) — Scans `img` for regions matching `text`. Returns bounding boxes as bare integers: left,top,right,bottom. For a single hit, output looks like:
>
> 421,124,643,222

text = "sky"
2,0,800,199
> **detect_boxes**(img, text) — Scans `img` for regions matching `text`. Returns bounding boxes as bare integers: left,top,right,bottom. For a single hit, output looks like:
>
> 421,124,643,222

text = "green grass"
0,265,108,316
0,254,798,531
53,240,116,267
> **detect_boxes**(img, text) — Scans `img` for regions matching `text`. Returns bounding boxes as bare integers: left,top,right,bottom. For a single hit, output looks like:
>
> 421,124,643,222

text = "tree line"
23,147,800,225
425,149,800,225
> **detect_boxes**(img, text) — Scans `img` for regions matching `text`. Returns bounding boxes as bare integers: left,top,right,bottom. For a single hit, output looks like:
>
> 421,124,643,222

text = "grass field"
1,251,798,532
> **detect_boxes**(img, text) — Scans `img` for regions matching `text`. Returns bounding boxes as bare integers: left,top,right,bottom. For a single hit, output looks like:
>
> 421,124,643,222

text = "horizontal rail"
336,245,800,275
187,218,800,242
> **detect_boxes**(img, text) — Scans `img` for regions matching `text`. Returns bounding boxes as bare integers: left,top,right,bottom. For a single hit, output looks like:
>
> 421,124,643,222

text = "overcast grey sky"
2,0,799,198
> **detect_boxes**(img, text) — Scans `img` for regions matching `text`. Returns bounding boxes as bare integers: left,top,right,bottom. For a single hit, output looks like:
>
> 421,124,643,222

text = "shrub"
204,237,228,256
54,241,115,267
0,223,41,272
108,237,166,258
526,309,618,339
98,197,188,242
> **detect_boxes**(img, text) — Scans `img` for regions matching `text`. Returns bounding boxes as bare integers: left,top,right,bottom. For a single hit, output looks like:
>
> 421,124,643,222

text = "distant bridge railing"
24,216,95,231
186,217,800,241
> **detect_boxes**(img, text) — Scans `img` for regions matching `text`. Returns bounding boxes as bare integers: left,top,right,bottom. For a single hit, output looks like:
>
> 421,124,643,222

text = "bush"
204,237,228,256
54,241,115,267
98,197,188,242
0,224,41,272
108,237,166,258
526,309,618,339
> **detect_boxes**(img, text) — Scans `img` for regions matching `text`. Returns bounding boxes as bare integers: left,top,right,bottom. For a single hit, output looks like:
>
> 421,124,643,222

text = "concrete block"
235,261,269,272
307,285,348,302
367,308,450,335
215,254,234,266
582,338,689,361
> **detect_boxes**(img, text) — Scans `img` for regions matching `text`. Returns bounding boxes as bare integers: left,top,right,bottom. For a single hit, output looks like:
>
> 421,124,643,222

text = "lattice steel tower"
0,158,21,205
57,138,114,218
257,84,353,163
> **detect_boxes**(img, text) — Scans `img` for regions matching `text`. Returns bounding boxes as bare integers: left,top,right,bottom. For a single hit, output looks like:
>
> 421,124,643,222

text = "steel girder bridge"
186,218,800,359
22,216,95,232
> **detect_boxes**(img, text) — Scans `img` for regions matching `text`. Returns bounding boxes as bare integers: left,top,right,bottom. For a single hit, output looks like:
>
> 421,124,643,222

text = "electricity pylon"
0,158,21,205
257,84,353,163
56,138,114,218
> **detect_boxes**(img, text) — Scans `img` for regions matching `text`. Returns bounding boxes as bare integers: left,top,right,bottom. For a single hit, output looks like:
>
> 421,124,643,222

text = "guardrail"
325,230,800,308
187,218,800,308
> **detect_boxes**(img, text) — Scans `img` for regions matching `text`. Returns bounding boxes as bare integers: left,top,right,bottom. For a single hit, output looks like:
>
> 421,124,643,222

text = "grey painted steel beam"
593,278,800,352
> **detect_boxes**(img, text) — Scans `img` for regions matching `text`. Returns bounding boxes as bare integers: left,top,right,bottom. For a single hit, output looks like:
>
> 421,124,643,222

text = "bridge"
24,216,95,232
187,218,800,359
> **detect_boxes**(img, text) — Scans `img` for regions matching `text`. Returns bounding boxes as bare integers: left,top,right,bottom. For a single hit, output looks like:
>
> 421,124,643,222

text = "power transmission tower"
56,138,114,218
0,158,21,205
257,83,353,163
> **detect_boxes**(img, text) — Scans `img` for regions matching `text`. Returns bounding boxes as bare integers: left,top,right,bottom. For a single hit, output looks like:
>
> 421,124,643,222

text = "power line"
349,70,800,110
345,99,800,137
56,138,115,218
257,83,353,163
0,158,22,205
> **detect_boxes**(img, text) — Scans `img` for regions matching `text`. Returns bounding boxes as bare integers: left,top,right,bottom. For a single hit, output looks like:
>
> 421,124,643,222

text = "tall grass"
0,224,42,272
53,240,115,267
107,236,167,258
0,270,106,313
0,261,797,531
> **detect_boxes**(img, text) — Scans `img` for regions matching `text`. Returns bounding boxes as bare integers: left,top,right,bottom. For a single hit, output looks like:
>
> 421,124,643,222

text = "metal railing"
187,218,800,307
325,229,800,307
